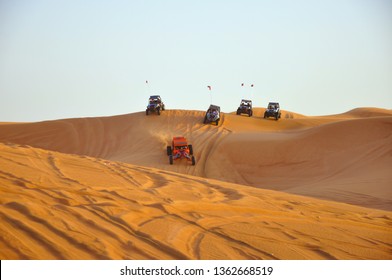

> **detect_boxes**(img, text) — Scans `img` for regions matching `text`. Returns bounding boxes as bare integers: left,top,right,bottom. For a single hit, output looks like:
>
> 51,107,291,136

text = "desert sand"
0,107,391,259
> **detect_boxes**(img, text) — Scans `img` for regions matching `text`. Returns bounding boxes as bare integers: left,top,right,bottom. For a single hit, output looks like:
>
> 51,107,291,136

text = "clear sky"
0,0,391,121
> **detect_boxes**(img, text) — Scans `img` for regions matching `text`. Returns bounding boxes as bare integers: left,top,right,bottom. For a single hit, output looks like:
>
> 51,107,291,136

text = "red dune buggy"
166,137,195,165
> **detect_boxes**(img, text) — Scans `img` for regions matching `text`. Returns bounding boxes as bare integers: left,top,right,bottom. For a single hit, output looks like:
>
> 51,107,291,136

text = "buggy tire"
248,110,252,117
157,108,160,115
264,112,267,119
236,109,240,115
191,156,196,166
188,144,193,155
216,120,219,126
146,109,149,115
169,155,173,165
275,114,279,120
167,146,172,156
203,116,207,124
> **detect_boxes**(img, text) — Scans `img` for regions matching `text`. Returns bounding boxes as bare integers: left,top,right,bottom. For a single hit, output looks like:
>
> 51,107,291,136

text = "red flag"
207,86,211,90
251,84,254,87
241,83,244,87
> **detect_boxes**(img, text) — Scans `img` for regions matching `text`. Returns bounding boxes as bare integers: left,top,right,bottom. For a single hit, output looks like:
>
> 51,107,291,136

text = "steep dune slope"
0,108,391,210
1,143,391,260
210,117,392,210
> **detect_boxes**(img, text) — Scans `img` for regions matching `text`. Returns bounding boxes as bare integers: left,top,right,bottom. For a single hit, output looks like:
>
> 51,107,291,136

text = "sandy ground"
0,107,391,259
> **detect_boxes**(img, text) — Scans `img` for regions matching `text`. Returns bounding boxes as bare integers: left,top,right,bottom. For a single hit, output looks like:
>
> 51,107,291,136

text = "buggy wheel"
275,114,279,120
169,155,173,165
157,108,160,115
191,156,196,166
248,110,252,117
236,109,240,115
167,146,172,156
146,109,149,115
216,120,219,125
162,105,165,111
203,116,207,124
188,145,193,155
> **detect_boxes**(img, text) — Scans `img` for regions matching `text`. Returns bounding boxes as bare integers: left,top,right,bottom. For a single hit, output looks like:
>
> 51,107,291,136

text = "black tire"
188,145,193,155
162,104,165,111
169,155,173,165
275,114,279,120
236,109,240,115
191,156,195,166
216,120,219,126
167,146,172,156
157,108,160,115
264,112,267,119
248,110,252,117
203,116,207,124
146,109,149,115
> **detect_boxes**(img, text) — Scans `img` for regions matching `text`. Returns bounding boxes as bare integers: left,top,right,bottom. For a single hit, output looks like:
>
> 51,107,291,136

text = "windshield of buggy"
268,103,279,110
149,98,160,104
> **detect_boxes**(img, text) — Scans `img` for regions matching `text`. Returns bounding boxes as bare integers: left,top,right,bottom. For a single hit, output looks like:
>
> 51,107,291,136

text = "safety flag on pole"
207,85,211,90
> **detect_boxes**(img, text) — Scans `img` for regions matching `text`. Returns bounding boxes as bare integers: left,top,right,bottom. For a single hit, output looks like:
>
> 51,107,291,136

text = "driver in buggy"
207,108,217,116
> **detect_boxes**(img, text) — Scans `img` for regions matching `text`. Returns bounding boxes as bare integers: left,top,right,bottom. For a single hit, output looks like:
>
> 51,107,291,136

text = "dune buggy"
264,102,281,120
203,104,220,125
167,136,195,165
236,99,253,117
146,95,165,115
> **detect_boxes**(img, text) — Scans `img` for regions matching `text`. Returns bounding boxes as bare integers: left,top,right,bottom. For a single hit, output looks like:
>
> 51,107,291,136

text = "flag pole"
207,85,212,104
250,83,254,101
145,80,149,95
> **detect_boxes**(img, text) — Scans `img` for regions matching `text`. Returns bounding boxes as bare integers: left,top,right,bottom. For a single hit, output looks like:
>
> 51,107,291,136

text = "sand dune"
1,107,391,210
0,143,391,260
0,107,391,259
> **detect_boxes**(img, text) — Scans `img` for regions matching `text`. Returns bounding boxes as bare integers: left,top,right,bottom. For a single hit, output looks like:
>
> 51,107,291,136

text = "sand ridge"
1,107,391,210
0,107,391,259
0,143,391,259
